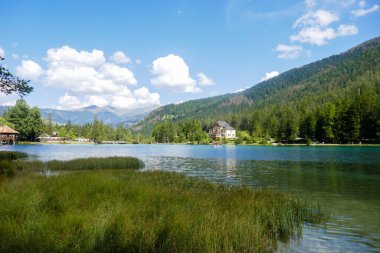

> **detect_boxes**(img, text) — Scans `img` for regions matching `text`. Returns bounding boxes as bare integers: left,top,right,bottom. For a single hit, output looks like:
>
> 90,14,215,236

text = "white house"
209,121,236,139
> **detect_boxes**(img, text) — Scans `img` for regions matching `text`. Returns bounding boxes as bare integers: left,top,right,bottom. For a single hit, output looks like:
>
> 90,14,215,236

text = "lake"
1,144,379,252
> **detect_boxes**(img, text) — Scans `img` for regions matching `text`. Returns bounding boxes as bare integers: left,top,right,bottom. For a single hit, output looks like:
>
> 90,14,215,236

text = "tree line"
1,99,140,143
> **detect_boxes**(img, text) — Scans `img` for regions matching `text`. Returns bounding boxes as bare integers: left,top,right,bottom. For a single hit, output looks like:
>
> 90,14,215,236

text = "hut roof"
215,121,235,130
0,125,19,134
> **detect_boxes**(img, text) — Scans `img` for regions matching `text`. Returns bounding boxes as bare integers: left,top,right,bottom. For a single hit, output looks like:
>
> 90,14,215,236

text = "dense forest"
133,37,380,144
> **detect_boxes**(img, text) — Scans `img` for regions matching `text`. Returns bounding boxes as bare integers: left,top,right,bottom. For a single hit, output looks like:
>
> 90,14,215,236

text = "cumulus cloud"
291,26,336,45
291,24,358,45
29,45,159,110
86,95,109,107
58,93,83,110
337,24,358,36
150,54,200,93
0,47,4,58
352,0,379,17
133,87,160,106
16,60,43,81
110,51,131,64
197,72,215,86
293,10,339,28
260,71,280,82
274,44,304,59
45,46,105,67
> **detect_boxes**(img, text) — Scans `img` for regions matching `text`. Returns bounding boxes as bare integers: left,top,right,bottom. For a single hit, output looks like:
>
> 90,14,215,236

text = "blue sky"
0,0,379,110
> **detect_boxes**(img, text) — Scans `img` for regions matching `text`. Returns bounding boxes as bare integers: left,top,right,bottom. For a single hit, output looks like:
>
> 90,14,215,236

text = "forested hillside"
133,37,380,143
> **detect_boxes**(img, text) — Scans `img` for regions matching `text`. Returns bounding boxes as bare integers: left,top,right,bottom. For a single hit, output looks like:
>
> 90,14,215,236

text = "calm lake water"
1,144,379,252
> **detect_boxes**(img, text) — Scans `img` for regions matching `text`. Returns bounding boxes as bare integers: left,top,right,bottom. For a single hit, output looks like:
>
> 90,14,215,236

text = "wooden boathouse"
0,125,19,145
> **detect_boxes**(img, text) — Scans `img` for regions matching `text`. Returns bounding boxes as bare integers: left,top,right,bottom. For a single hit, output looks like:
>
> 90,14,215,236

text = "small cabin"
209,121,236,139
37,133,65,143
0,125,19,145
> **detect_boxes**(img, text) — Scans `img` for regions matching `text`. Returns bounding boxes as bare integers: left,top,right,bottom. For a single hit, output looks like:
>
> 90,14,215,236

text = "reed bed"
0,151,28,160
0,160,328,253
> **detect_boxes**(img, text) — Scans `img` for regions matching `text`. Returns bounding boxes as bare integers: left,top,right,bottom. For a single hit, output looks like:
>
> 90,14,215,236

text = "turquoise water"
1,144,379,252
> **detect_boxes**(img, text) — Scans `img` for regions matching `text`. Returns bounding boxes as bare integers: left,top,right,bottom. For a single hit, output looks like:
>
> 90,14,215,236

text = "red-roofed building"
0,125,19,145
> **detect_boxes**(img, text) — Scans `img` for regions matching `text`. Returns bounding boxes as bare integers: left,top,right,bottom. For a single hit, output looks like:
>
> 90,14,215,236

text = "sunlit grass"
0,157,328,252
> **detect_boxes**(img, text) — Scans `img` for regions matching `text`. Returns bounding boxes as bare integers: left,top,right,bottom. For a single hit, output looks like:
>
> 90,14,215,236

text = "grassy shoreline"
0,152,328,252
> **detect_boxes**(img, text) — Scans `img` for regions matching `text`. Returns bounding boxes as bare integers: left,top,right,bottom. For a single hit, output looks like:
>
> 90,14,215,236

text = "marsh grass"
0,151,28,160
0,160,328,252
0,151,29,178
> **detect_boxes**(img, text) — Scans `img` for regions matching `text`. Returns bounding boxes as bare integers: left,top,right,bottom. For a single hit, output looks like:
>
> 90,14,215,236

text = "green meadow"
0,151,327,252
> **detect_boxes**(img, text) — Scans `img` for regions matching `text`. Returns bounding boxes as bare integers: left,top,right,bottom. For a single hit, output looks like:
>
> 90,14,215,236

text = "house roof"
215,121,235,130
0,125,19,134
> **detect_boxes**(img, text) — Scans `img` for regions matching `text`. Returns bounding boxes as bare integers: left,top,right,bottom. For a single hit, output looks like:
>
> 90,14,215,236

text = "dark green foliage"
0,151,27,178
0,57,33,97
46,157,144,171
152,119,209,143
4,99,42,141
133,37,380,143
0,151,28,160
0,160,16,177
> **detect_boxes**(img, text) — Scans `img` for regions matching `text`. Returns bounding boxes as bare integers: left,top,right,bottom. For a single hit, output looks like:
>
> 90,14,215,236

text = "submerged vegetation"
0,151,328,252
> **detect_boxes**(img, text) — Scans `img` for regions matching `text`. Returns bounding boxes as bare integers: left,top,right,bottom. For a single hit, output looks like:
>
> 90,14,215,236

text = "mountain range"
0,104,159,126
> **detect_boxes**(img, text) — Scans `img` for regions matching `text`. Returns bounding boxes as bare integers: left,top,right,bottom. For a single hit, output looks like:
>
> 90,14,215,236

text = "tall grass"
0,151,28,178
45,157,144,171
0,167,328,252
0,151,28,160
12,157,144,173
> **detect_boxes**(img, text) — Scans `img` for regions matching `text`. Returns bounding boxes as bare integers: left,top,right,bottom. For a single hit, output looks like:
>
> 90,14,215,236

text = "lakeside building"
209,121,236,139
37,132,65,143
0,125,19,145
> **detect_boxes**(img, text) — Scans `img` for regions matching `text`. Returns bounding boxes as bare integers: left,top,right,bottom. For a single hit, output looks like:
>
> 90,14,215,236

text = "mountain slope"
0,104,158,126
132,37,380,137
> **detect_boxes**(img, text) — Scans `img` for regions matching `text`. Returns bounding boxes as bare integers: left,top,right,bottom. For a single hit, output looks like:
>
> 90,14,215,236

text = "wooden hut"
0,125,19,145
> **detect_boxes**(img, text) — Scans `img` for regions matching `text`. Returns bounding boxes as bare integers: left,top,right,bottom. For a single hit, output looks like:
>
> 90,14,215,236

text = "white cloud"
44,45,136,95
291,24,358,46
150,54,200,93
294,10,339,28
135,59,142,64
197,72,215,86
39,45,160,110
16,60,43,81
352,1,379,17
337,24,358,36
86,95,109,107
0,47,4,58
100,63,137,85
260,71,280,82
58,93,84,110
274,44,304,59
291,26,336,45
110,51,131,64
133,87,160,106
45,45,105,67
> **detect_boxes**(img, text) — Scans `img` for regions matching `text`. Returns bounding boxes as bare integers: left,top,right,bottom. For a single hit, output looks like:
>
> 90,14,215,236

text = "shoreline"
13,141,380,147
